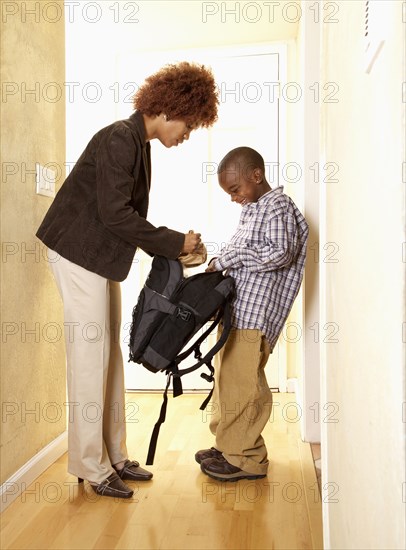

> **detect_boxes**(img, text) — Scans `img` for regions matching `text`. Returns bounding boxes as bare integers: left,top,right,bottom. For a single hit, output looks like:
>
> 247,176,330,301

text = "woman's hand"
181,231,202,254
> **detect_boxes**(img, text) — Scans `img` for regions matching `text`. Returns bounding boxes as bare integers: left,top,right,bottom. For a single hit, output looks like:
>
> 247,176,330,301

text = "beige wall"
1,1,66,483
320,1,405,548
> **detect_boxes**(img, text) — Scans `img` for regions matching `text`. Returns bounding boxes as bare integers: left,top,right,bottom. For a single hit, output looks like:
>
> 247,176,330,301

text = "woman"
36,61,219,499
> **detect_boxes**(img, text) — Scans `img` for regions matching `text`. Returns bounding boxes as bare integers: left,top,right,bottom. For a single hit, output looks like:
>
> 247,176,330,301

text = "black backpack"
128,255,234,464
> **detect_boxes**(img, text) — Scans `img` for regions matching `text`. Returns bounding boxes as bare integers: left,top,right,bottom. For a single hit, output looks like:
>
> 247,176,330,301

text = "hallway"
1,1,405,548
0,393,322,550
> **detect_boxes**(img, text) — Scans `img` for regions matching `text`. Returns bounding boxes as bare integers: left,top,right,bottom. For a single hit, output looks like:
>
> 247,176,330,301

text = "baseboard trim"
0,430,68,513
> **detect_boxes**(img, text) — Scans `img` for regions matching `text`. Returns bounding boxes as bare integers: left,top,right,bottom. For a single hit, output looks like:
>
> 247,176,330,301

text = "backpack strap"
146,372,171,465
174,299,233,379
174,309,223,365
180,300,232,412
145,297,233,465
171,367,184,398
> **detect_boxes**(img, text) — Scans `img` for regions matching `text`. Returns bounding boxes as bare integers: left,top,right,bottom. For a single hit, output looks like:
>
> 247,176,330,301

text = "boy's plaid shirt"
213,186,309,350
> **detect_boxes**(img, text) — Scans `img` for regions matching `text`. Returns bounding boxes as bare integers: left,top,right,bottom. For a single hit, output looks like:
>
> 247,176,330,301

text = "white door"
119,44,286,391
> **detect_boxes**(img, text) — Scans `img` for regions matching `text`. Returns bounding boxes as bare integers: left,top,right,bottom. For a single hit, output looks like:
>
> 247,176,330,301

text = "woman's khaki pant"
50,254,128,483
209,328,272,475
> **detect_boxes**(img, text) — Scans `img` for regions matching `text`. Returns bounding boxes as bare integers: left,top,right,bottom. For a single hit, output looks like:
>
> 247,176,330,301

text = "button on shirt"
213,186,309,350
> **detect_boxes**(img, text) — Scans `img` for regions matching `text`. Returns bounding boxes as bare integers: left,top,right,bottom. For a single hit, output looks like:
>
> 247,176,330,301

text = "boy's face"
218,166,262,206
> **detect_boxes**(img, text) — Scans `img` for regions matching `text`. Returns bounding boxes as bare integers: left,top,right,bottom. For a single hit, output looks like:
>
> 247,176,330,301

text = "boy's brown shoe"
200,456,266,482
195,447,223,464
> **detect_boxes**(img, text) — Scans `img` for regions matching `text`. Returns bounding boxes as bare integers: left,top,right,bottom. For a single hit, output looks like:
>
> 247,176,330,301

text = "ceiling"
67,1,301,58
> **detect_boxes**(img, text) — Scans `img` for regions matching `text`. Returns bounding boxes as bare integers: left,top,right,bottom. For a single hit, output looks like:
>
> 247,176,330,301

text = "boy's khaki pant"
50,254,128,484
209,328,272,475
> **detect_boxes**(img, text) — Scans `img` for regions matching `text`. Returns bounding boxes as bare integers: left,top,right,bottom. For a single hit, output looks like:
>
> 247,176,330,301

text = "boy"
197,146,309,481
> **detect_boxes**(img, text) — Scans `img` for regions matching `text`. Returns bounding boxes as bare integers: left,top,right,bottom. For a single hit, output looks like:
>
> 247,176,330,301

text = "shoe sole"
200,463,266,482
90,485,134,498
120,475,153,481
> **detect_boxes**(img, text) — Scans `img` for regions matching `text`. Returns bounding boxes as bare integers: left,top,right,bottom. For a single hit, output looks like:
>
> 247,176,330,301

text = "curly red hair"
133,61,219,128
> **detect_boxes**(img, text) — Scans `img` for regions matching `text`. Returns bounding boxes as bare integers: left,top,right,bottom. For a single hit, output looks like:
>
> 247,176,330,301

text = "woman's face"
157,117,197,148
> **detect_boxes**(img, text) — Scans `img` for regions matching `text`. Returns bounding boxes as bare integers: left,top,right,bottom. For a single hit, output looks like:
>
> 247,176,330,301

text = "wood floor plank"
0,393,322,550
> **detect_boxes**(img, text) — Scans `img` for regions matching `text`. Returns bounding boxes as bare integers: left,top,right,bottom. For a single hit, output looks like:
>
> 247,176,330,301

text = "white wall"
319,1,406,548
294,1,322,444
65,0,299,159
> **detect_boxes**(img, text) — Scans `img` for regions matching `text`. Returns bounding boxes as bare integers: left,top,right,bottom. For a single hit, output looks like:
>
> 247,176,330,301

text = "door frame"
119,42,289,392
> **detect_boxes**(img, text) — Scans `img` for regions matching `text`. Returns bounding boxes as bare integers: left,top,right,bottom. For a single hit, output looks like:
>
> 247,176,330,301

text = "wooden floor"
0,393,323,550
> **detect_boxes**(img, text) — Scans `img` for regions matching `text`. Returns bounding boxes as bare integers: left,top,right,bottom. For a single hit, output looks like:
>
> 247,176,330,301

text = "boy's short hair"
218,147,265,178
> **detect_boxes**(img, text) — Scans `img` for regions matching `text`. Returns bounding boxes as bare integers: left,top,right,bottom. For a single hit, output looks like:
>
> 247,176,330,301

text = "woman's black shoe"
78,472,134,498
113,459,153,481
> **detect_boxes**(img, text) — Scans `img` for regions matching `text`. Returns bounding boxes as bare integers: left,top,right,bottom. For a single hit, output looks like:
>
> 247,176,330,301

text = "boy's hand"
181,231,202,254
205,258,218,272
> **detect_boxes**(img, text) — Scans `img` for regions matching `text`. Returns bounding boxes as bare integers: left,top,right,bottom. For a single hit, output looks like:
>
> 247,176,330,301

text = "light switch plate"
363,0,386,74
36,163,56,197
364,39,385,74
